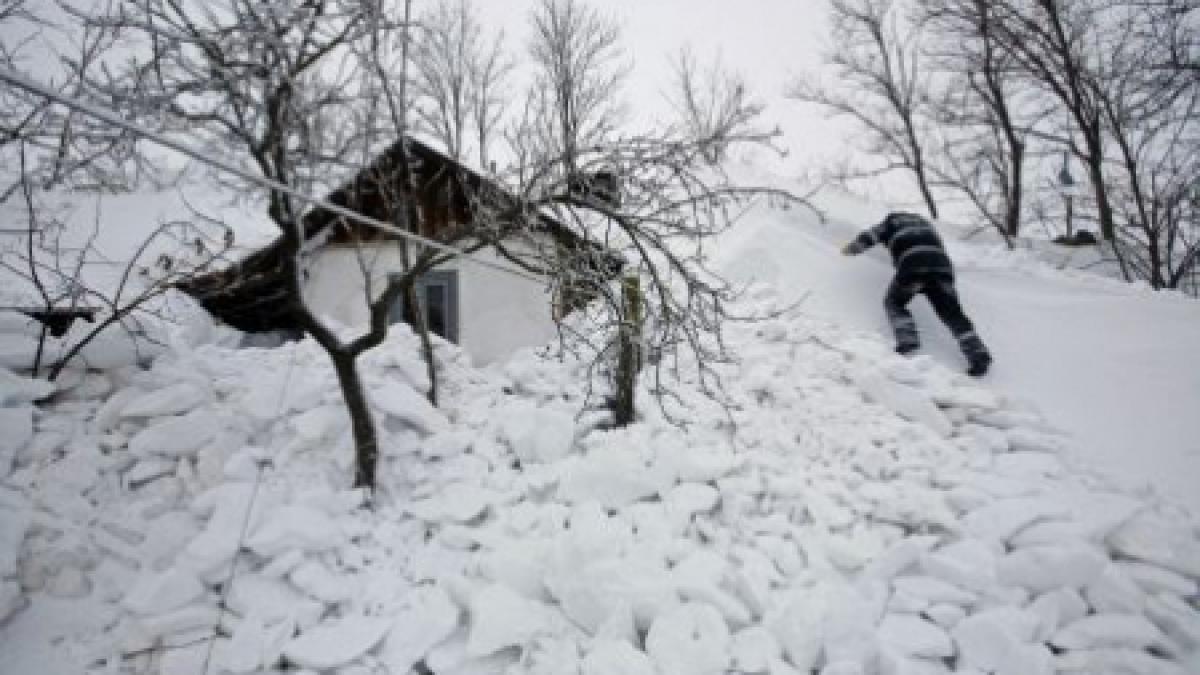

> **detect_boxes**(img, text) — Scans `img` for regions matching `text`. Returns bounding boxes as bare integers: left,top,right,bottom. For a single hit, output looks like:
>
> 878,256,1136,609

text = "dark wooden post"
613,275,643,427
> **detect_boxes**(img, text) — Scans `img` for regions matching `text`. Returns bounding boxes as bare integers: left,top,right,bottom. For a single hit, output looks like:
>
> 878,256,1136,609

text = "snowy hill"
716,167,1200,515
3,173,1200,673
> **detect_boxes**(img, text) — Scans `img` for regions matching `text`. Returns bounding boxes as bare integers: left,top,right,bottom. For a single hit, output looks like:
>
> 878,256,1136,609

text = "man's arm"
842,216,891,255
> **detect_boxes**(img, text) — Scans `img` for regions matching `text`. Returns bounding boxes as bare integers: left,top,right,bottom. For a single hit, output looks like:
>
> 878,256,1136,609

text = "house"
179,136,622,364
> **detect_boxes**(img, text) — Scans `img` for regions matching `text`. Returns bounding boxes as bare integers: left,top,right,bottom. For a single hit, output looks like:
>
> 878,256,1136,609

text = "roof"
178,135,623,333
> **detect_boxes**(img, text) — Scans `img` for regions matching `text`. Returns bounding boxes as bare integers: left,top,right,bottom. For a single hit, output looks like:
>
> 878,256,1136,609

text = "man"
842,212,992,376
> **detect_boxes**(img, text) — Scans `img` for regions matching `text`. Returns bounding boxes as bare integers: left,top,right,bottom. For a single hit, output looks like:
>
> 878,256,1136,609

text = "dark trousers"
884,271,989,361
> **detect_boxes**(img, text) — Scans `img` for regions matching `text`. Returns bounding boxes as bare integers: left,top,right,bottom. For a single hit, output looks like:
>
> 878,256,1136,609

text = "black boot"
967,352,992,377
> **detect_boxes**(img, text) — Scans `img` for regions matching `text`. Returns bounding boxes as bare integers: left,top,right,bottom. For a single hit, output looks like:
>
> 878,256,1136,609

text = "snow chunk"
0,406,32,477
951,607,1040,672
582,640,657,675
877,614,953,659
557,451,664,508
855,371,952,438
959,497,1069,542
1055,648,1186,675
372,380,447,435
0,368,54,405
128,409,222,458
732,625,782,673
645,603,731,675
120,382,210,418
995,545,1107,593
281,614,392,670
0,579,22,624
1005,428,1066,454
1118,561,1199,597
246,505,344,557
1051,613,1169,651
407,483,495,523
547,557,678,633
1083,564,1146,614
466,584,554,657
227,574,324,627
122,566,206,616
289,560,355,605
378,586,460,673
1108,512,1200,578
500,403,575,464
1027,588,1088,641
892,576,976,607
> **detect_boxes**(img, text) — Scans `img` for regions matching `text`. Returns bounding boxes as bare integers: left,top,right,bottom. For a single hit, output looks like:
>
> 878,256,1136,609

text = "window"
389,269,459,344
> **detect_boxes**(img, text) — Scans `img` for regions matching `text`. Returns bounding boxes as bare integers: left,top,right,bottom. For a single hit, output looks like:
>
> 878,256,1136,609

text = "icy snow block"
645,602,731,675
466,583,555,657
731,626,783,673
223,612,294,674
281,614,393,671
854,371,952,438
959,496,1069,542
0,507,31,578
122,566,206,616
547,557,678,633
1118,561,1199,597
1083,563,1147,614
127,409,222,458
1050,613,1170,651
1054,648,1187,675
582,639,657,675
1005,428,1066,454
0,406,32,478
226,574,324,627
0,579,24,627
406,482,495,523
0,368,55,405
1027,588,1088,641
892,576,977,607
1145,593,1200,652
289,405,347,443
557,452,663,509
877,613,953,659
1107,512,1200,578
246,505,343,557
120,382,210,418
995,544,1107,593
289,559,355,605
0,333,42,370
950,607,1040,672
371,380,447,435
500,403,575,464
378,586,460,673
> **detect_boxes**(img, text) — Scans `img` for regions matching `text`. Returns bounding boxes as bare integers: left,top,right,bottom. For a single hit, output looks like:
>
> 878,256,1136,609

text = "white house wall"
304,242,558,365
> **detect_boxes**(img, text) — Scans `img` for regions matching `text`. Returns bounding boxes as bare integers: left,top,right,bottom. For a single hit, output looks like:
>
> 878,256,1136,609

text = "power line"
0,67,545,284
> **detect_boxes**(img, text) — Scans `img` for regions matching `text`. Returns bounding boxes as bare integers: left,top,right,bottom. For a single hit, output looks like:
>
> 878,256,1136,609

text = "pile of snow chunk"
4,288,1200,675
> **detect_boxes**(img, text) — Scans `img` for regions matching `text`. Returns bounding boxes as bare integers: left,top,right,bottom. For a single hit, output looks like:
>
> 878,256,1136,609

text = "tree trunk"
404,280,439,405
329,349,379,489
613,276,643,427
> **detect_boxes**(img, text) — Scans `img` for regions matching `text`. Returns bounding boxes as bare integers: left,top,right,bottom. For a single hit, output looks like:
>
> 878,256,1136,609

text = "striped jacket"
846,212,952,274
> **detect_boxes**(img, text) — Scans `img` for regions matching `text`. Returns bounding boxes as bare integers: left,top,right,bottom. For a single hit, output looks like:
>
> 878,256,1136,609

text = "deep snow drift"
717,174,1200,515
2,182,1200,674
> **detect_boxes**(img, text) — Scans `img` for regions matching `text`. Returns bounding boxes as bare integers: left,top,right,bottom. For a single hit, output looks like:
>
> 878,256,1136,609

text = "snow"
3,98,1200,675
645,602,731,675
280,614,393,670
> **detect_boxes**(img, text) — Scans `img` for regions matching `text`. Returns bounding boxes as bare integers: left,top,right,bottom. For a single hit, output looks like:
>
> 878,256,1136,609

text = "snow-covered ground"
3,175,1200,674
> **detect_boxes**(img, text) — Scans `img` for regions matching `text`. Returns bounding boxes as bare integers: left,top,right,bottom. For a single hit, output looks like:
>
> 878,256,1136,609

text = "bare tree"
498,125,808,427
667,46,770,165
527,0,627,176
410,0,513,169
71,0,430,490
920,0,1032,242
789,0,942,219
